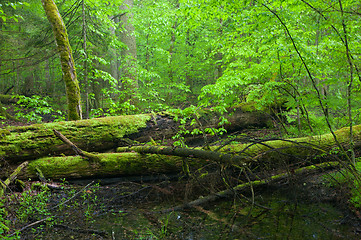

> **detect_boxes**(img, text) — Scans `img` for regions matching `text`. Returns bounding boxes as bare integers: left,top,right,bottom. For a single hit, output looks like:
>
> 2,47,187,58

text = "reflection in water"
94,183,360,240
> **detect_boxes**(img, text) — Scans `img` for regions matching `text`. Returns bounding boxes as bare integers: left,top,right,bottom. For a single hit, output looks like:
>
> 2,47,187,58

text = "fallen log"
0,94,18,104
0,104,273,163
0,114,151,162
119,124,359,167
18,153,205,180
15,124,356,180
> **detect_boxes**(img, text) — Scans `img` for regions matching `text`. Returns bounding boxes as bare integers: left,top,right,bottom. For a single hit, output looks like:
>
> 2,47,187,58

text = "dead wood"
0,94,18,104
117,145,248,164
53,129,101,163
0,161,28,196
0,104,272,163
12,126,357,180
161,161,339,213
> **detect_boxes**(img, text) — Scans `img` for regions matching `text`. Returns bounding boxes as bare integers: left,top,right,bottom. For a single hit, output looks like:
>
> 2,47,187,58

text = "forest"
0,0,361,239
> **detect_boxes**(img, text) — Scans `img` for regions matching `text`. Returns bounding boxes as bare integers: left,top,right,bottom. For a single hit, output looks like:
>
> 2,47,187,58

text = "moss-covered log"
123,103,273,142
0,114,151,162
14,124,358,180
0,94,18,104
121,124,361,166
221,125,361,166
0,104,272,163
18,152,205,180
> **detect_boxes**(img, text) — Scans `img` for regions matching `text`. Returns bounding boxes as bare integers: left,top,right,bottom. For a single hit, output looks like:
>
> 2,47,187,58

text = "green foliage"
324,160,361,209
0,1,28,23
0,0,360,129
16,184,51,223
0,199,20,239
14,95,64,123
0,182,52,238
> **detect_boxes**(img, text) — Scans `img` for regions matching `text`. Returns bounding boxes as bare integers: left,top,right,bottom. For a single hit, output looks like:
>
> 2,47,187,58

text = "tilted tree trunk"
41,0,82,121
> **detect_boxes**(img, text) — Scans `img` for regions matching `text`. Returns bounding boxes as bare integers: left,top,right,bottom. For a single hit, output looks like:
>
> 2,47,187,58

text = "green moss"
24,152,196,180
42,0,82,120
0,129,10,139
235,102,257,112
0,114,151,161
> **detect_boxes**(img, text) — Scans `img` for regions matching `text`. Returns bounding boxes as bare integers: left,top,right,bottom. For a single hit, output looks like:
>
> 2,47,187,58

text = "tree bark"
41,0,82,121
119,0,138,100
18,153,190,180
13,128,349,180
1,112,358,180
3,122,360,180
0,105,272,163
0,114,151,163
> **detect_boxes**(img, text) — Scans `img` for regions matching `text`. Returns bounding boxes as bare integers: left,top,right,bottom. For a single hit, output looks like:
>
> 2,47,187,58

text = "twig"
160,162,338,213
50,181,95,210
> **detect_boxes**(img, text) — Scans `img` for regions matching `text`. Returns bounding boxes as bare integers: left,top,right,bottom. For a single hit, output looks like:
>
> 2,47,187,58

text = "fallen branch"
53,129,101,163
0,161,28,196
161,161,339,213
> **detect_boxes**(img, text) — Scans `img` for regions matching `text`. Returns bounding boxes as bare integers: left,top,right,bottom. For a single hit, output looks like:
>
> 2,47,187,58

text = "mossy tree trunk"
0,105,273,163
41,0,82,121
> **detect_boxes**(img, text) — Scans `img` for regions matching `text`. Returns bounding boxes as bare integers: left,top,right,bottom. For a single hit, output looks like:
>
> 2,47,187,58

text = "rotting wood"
0,104,272,163
0,161,28,196
17,153,196,180
11,124,360,180
160,161,340,213
117,145,248,164
0,114,151,162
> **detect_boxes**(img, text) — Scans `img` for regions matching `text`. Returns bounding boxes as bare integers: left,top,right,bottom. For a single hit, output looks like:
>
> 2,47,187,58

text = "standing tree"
41,0,82,120
120,0,138,101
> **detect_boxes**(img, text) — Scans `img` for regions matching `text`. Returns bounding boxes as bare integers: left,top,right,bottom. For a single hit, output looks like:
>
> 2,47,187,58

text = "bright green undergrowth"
13,95,65,123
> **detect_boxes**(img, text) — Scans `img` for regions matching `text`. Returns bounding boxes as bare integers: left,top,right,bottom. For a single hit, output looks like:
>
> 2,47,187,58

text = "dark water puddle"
92,183,360,239
17,175,360,239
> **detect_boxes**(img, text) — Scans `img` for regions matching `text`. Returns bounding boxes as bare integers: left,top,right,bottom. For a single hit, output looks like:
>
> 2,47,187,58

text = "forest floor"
2,113,361,239
10,167,361,239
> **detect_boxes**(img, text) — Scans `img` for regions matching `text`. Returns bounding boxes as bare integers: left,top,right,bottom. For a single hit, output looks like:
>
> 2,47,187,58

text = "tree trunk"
82,0,89,119
18,153,190,180
0,104,273,163
2,110,360,180
41,0,82,121
119,0,138,100
14,124,356,180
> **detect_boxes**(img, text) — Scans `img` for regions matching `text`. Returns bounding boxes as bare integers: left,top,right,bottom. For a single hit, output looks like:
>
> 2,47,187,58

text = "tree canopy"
0,0,359,134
